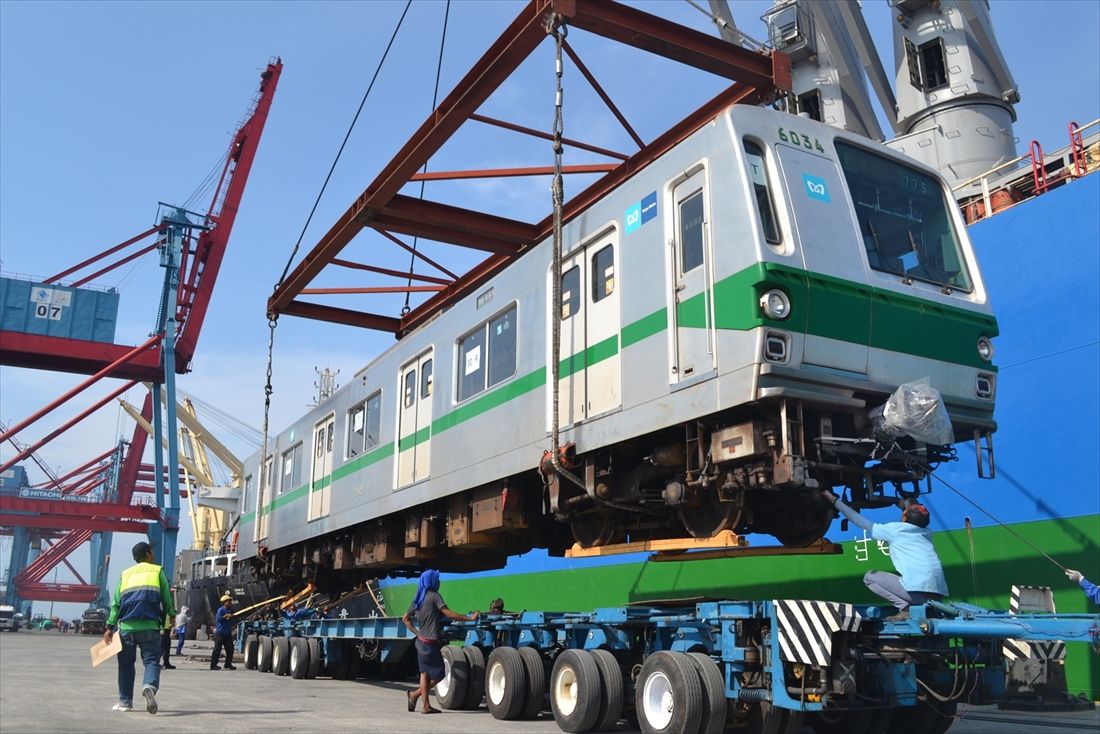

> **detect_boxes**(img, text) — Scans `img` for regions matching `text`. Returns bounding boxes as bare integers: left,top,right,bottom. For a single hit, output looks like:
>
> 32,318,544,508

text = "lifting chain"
547,16,585,492
257,312,278,536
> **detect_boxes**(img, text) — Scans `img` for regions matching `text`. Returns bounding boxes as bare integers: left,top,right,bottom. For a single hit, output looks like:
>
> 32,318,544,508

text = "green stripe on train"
244,261,998,522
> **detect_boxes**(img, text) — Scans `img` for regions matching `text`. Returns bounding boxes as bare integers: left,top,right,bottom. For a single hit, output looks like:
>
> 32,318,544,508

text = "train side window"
678,190,705,273
347,391,382,457
743,141,781,244
403,368,417,408
561,265,580,319
364,392,381,449
488,305,517,388
327,422,334,452
243,474,253,512
457,326,487,402
591,245,614,302
457,303,517,402
281,443,303,493
421,360,433,398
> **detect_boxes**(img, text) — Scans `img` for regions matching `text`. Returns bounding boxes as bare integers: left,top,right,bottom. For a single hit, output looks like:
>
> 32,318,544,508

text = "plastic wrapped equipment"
869,377,955,446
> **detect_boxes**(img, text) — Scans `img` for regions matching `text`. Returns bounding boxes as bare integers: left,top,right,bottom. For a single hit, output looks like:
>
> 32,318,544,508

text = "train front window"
836,142,972,292
678,190,705,273
744,141,781,244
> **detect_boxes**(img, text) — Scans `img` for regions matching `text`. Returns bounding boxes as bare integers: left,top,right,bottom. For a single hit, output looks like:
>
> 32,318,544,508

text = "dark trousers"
160,632,171,666
210,632,234,668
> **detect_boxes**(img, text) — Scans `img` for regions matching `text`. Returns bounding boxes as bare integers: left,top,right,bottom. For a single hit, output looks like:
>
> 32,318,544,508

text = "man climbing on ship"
822,490,948,620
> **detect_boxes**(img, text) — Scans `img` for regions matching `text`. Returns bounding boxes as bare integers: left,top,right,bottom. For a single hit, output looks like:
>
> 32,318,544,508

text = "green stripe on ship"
382,514,1100,699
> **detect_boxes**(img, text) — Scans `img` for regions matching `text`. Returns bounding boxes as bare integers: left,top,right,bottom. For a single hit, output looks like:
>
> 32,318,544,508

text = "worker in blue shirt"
209,595,237,670
822,490,948,621
1064,569,1100,604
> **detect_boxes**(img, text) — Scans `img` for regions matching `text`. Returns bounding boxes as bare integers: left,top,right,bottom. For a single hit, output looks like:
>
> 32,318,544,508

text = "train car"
236,104,997,591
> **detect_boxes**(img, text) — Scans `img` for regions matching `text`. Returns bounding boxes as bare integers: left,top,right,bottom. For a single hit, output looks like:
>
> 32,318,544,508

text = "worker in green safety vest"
103,541,175,714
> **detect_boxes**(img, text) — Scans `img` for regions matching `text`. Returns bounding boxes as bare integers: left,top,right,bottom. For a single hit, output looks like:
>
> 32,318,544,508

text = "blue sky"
1,0,1098,618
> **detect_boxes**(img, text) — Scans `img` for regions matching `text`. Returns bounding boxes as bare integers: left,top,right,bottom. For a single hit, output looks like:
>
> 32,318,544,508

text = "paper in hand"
91,634,123,668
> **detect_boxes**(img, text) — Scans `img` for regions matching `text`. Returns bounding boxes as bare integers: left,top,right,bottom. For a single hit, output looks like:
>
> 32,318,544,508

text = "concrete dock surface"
1,630,1096,733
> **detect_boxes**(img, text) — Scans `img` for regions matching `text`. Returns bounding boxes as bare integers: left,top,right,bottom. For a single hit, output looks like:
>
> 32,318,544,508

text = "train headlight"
759,290,791,320
976,336,994,362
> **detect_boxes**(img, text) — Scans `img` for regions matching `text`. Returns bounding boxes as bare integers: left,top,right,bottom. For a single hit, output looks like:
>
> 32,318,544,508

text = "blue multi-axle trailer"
236,596,1099,734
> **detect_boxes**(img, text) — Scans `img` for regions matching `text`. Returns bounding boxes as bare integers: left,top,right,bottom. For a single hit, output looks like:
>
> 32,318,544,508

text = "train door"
584,237,620,416
308,415,334,520
555,233,621,425
670,170,715,383
254,456,271,541
397,350,433,487
775,143,870,373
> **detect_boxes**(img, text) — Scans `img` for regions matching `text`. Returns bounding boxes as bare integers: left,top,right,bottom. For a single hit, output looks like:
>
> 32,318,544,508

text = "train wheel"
462,646,486,710
571,514,615,548
487,646,527,720
678,491,744,539
306,639,323,679
436,646,469,710
551,649,603,733
773,506,834,548
257,635,273,673
686,652,727,734
636,651,702,734
272,635,290,676
518,646,547,720
289,637,310,679
243,634,259,670
590,649,624,732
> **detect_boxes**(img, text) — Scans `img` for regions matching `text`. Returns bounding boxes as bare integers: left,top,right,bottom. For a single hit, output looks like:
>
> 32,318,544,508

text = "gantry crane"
0,59,282,606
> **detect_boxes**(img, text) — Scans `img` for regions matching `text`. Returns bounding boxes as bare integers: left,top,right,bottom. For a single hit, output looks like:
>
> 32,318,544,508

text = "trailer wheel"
686,652,726,734
243,634,259,670
486,646,527,720
636,651,703,734
809,709,875,734
745,700,802,734
436,646,469,710
272,635,290,676
590,649,624,732
517,646,547,720
257,635,274,673
551,648,602,733
289,638,310,679
462,646,486,710
306,639,322,679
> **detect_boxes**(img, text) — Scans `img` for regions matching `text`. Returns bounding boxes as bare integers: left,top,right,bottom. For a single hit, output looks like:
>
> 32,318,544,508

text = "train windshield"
836,142,972,292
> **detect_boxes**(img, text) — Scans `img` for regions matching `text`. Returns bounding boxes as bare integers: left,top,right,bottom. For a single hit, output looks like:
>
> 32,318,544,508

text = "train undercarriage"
249,395,965,594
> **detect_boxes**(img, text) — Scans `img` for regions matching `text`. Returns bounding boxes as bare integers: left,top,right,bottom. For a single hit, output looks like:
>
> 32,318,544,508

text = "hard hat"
220,594,232,603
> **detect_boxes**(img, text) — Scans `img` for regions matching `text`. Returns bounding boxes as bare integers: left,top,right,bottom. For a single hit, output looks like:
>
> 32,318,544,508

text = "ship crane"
0,59,282,608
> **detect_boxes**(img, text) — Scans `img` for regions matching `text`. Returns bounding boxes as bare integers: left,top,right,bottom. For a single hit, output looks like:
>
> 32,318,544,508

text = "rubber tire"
518,646,547,720
462,646,486,710
486,646,528,720
306,638,322,679
289,637,310,679
436,646,469,710
687,652,726,734
257,635,274,673
590,649,624,732
243,634,259,670
746,701,801,734
325,641,349,679
272,635,290,676
551,648,602,733
635,651,703,734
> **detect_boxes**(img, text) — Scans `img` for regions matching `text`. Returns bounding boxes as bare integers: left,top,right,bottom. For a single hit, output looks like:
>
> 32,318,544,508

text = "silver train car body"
236,105,997,585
